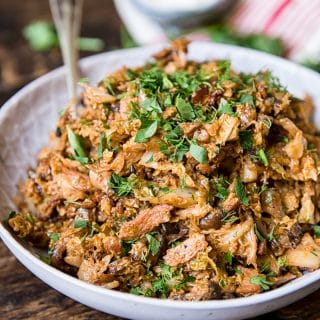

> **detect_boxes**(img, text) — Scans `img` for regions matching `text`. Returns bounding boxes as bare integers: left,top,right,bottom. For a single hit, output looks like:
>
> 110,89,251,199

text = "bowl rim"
1,41,320,309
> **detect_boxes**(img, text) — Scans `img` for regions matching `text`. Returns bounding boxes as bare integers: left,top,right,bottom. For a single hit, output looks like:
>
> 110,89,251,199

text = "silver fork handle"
49,0,83,101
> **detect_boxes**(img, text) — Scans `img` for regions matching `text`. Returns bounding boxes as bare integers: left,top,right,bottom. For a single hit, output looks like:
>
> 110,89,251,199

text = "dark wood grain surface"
1,1,320,319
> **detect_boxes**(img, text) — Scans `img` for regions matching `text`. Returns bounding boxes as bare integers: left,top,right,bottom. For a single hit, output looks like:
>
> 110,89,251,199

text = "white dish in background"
1,42,320,320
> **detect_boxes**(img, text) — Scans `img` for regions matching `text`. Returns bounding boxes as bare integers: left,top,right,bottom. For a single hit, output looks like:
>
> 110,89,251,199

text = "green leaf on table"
23,21,58,51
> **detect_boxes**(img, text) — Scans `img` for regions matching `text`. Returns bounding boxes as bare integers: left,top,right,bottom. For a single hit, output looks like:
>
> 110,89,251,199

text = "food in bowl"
5,40,320,300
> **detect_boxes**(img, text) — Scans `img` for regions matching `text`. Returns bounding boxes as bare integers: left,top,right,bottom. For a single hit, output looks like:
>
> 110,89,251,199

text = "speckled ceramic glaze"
1,42,320,320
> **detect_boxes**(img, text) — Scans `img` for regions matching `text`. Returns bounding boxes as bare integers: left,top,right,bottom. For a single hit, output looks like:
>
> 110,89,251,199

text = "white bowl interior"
1,42,320,320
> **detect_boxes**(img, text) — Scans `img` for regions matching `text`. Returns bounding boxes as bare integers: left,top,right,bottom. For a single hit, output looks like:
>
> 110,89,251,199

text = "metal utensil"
49,0,83,104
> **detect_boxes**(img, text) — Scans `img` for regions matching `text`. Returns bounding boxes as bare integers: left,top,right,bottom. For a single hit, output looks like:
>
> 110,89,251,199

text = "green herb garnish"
221,211,239,224
108,173,134,197
240,93,255,107
66,125,88,164
314,225,320,238
215,178,229,200
189,142,208,164
239,130,253,150
235,176,249,205
50,232,60,243
146,233,161,256
74,219,88,229
217,98,235,116
250,275,274,291
224,252,233,265
135,120,158,143
175,96,195,121
174,275,196,290
277,256,289,268
256,149,269,166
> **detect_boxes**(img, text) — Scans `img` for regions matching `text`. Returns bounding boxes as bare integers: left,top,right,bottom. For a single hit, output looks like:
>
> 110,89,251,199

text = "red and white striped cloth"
115,0,320,62
228,0,320,60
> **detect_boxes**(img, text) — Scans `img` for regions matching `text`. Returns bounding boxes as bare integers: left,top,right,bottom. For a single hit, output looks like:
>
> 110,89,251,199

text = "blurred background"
1,0,320,107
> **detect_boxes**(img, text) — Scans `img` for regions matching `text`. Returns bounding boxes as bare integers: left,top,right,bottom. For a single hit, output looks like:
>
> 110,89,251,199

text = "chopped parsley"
74,219,88,229
146,233,161,256
224,252,233,265
189,141,208,164
66,125,88,164
121,239,136,256
217,98,235,116
314,225,320,238
152,262,173,298
235,176,249,206
250,275,274,291
260,261,270,273
108,173,134,197
140,97,162,113
135,120,158,143
239,130,253,150
256,149,269,166
50,232,60,243
240,93,255,107
221,211,239,224
277,256,289,268
130,287,153,297
97,132,107,159
26,213,34,224
175,96,195,121
214,177,229,200
174,275,196,290
145,154,154,163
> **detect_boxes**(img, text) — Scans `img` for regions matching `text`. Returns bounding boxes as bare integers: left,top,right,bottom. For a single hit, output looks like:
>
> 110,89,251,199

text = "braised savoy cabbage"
6,40,320,300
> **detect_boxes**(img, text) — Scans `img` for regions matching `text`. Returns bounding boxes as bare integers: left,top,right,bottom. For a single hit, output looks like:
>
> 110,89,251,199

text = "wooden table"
0,1,319,319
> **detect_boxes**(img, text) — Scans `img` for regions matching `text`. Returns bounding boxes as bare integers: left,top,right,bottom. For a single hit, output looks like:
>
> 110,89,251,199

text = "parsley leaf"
140,97,162,113
50,232,60,243
189,142,208,164
108,173,134,197
235,176,249,206
277,256,289,268
221,211,239,224
240,93,255,107
215,178,229,200
135,120,158,143
121,239,136,255
152,262,173,297
224,252,233,265
152,278,168,297
66,125,88,164
74,219,88,229
239,130,253,150
256,149,269,166
97,132,106,159
314,225,320,238
217,98,235,116
130,286,153,297
250,275,274,291
174,275,196,290
146,233,161,256
175,96,195,121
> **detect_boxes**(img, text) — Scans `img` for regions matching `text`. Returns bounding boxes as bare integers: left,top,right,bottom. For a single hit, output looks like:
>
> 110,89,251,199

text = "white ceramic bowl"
1,42,320,320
